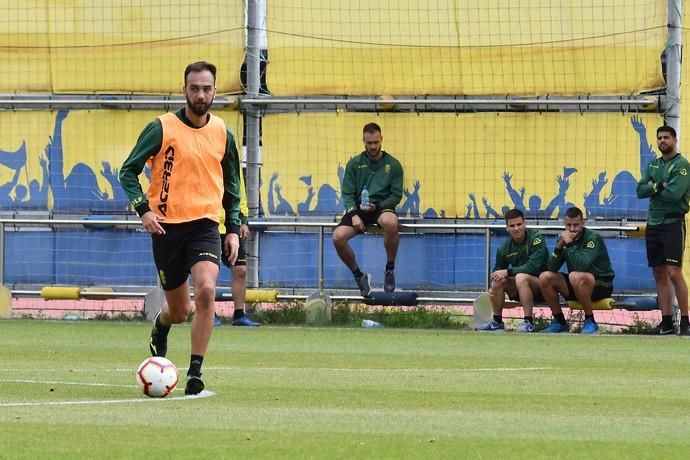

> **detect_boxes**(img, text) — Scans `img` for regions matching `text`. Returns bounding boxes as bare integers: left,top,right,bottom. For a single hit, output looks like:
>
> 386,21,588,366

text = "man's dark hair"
184,61,217,85
657,125,677,138
504,208,524,223
564,206,584,219
363,122,382,135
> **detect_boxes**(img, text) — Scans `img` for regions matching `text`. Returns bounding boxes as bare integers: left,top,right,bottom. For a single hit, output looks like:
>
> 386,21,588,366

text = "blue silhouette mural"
267,172,296,216
582,116,654,220
0,141,27,209
501,168,576,219
48,110,129,213
0,113,658,220
0,109,131,213
259,116,656,222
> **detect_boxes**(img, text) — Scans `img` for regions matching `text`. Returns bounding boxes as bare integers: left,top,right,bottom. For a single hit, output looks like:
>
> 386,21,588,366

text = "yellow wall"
0,109,243,210
261,112,661,218
267,0,665,96
0,1,245,94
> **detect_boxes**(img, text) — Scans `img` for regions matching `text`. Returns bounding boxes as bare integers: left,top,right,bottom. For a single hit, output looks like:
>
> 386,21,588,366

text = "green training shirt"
547,227,615,280
118,109,242,233
493,228,548,276
341,151,403,214
636,153,690,226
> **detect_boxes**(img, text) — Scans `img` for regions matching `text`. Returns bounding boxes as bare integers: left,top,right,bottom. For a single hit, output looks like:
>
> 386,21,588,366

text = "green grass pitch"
1,319,690,459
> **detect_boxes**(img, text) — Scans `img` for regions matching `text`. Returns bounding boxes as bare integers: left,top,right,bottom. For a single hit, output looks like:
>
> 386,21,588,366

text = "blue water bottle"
360,185,369,208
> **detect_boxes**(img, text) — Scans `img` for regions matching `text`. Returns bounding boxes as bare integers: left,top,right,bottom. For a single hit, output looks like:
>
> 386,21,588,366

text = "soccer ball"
136,357,179,398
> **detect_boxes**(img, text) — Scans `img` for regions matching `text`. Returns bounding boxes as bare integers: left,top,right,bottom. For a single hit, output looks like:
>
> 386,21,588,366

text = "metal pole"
318,226,324,292
666,0,682,137
0,222,4,285
484,228,491,292
666,0,683,321
245,0,262,288
239,96,657,107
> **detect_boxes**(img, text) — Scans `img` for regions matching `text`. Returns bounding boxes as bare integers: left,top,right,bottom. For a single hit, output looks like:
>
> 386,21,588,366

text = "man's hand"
559,230,576,247
239,223,249,240
491,269,509,282
141,211,165,235
224,233,240,266
352,214,366,233
359,203,376,213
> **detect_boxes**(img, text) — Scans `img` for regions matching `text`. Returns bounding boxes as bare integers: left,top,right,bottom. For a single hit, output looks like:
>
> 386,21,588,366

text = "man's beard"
659,145,674,155
186,97,212,116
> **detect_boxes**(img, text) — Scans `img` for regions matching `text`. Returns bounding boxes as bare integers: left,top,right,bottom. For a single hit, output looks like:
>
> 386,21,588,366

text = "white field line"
0,384,214,408
2,378,133,388
0,366,556,373
0,367,554,407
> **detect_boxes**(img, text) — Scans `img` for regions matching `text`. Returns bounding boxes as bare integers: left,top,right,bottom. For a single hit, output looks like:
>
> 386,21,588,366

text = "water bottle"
361,319,383,328
360,185,370,208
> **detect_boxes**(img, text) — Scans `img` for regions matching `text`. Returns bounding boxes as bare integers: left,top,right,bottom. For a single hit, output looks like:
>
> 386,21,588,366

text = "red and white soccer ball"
136,357,179,398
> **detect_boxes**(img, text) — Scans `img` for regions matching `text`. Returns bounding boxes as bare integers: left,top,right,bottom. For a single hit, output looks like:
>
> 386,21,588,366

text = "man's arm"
564,234,602,272
546,240,566,272
238,158,249,225
221,129,242,234
378,160,404,210
636,162,656,198
512,234,548,276
118,120,162,216
653,161,690,203
493,244,508,272
340,157,358,214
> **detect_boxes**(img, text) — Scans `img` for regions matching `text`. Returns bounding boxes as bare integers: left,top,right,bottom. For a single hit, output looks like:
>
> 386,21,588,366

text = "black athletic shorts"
646,221,685,267
220,233,247,268
561,273,614,301
337,208,396,228
151,218,221,291
507,284,545,303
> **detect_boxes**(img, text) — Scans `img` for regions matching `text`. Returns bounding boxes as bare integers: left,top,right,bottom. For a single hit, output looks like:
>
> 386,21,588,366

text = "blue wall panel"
4,232,55,284
3,228,656,293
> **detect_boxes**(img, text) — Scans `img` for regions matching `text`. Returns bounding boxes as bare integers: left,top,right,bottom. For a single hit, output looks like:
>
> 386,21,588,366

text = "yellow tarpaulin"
267,0,665,96
0,108,243,211
0,1,245,94
261,111,662,219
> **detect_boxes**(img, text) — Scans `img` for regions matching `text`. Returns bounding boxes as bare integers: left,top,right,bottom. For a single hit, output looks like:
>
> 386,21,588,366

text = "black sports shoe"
655,322,676,336
355,273,372,297
679,323,690,336
184,375,205,395
384,270,395,293
149,311,169,357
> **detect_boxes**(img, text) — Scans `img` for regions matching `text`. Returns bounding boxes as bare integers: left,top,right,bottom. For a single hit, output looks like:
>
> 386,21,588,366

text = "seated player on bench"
539,206,615,334
478,208,548,333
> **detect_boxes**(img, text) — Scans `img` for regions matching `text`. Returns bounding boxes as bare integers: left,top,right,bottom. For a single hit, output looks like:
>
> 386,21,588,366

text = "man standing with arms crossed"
119,61,243,394
636,125,690,335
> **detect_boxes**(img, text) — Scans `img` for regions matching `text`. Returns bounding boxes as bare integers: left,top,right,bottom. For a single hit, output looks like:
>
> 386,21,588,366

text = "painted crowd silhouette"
0,111,653,220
